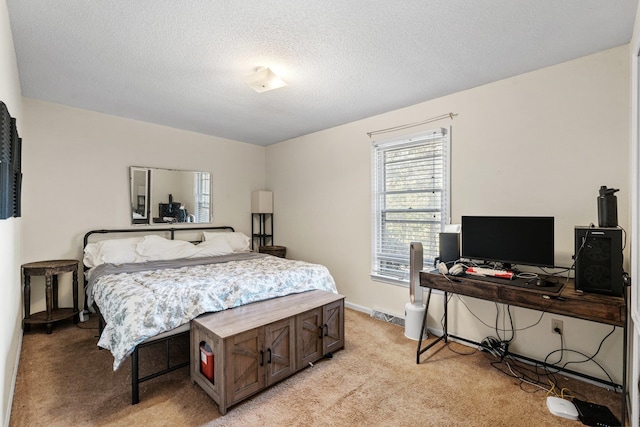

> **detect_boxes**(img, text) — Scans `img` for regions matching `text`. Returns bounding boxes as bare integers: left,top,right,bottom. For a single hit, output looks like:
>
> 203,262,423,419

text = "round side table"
22,259,79,334
259,246,287,258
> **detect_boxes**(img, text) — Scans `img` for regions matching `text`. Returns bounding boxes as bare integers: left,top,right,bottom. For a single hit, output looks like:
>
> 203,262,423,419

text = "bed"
82,226,338,404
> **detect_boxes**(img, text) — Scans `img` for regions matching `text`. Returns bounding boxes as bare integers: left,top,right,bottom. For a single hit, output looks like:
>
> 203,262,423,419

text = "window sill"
370,273,445,298
370,274,409,287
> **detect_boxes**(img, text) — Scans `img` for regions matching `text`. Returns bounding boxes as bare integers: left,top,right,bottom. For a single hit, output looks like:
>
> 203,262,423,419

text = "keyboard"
465,266,514,279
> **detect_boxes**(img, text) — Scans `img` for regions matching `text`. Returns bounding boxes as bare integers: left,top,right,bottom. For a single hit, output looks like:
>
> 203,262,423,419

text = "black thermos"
597,186,619,227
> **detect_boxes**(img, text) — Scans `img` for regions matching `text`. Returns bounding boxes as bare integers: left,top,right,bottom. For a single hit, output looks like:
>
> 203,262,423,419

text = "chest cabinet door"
226,327,265,405
322,300,344,355
264,317,296,385
297,307,323,368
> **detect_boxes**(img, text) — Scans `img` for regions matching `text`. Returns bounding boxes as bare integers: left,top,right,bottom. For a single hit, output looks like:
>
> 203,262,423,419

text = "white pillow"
83,237,145,268
191,238,234,257
202,231,251,252
226,232,251,251
135,235,199,261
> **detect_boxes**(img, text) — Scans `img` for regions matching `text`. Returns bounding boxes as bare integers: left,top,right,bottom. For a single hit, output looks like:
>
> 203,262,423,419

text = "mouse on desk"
535,278,554,287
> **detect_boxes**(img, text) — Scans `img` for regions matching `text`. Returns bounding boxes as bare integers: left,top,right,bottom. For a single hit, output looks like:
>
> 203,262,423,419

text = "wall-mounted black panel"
0,101,21,220
12,119,21,217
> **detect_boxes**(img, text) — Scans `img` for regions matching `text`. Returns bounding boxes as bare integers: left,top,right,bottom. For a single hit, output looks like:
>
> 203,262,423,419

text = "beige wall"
267,45,630,383
20,99,267,314
629,2,640,425
0,0,23,425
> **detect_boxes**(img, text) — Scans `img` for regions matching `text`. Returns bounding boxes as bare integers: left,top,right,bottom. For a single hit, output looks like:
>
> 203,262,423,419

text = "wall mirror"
130,166,211,225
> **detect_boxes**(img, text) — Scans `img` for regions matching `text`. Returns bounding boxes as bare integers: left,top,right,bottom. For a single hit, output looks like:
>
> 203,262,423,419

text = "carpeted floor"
10,308,622,426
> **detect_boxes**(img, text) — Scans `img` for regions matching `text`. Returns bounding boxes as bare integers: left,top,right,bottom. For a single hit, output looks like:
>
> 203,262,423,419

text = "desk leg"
621,289,628,425
23,274,31,332
45,274,53,334
416,289,432,364
443,290,448,343
416,289,449,363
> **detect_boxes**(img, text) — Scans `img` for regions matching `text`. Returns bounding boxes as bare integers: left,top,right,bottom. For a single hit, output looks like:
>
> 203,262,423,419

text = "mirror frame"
130,166,212,225
130,167,151,224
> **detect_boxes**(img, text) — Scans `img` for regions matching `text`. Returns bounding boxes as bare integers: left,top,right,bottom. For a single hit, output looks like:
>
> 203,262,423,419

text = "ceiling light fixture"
245,67,287,93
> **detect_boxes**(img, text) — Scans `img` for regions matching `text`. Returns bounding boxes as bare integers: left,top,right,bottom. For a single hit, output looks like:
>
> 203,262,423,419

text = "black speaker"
574,227,623,296
439,232,460,265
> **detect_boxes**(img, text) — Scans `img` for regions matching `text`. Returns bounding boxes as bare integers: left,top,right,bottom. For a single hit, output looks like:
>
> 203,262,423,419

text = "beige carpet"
10,308,622,426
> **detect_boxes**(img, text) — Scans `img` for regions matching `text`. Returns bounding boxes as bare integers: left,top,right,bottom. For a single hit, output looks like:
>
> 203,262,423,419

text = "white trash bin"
404,302,427,340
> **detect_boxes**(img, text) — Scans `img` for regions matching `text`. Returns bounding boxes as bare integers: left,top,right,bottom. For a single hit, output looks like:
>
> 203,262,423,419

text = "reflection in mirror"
131,167,150,224
130,167,211,225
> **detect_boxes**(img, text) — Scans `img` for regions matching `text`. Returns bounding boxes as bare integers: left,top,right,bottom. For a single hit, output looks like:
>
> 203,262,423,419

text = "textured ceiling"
6,1,638,146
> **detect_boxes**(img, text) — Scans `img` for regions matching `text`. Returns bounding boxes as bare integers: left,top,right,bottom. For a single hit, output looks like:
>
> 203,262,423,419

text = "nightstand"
22,259,80,334
258,245,287,258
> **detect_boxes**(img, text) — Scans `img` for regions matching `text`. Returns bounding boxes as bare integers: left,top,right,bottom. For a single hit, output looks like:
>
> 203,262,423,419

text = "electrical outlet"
551,319,563,335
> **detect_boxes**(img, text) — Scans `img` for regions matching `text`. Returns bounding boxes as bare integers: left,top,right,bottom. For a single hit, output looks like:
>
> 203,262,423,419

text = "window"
194,172,211,223
371,128,450,284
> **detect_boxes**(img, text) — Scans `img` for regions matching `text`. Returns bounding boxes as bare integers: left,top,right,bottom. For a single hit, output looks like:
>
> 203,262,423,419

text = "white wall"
20,98,267,313
0,1,23,425
267,45,630,384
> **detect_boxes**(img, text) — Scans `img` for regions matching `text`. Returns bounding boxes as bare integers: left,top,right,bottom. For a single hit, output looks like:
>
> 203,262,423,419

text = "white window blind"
371,128,450,283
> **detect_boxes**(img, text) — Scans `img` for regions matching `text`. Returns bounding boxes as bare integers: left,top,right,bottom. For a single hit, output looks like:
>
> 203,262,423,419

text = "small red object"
200,343,214,383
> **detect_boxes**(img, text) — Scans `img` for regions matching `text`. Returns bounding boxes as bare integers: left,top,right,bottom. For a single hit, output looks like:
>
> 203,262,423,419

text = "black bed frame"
82,226,235,404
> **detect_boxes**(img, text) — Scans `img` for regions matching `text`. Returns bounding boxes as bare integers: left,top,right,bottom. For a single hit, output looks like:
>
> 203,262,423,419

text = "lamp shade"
251,191,273,213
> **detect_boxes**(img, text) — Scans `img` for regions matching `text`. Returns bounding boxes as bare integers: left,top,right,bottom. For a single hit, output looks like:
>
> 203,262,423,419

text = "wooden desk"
417,270,627,423
420,271,625,326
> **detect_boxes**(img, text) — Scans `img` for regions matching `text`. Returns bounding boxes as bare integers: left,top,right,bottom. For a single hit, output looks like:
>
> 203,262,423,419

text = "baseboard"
344,301,369,314
344,301,406,327
5,328,22,427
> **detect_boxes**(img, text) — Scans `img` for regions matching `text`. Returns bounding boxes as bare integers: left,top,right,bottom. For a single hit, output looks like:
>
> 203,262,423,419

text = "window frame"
370,127,451,285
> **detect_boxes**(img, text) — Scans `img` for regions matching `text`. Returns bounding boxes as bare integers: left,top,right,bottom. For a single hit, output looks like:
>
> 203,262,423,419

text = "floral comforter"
87,252,338,369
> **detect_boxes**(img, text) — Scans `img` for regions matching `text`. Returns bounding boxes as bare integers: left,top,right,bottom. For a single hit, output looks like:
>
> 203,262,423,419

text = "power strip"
479,337,509,360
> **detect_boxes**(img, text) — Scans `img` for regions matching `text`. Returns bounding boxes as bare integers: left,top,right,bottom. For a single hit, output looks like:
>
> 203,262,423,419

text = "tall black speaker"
574,227,623,296
439,232,460,265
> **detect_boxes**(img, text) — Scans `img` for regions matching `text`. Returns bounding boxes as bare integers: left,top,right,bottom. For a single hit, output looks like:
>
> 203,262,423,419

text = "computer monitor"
461,216,554,268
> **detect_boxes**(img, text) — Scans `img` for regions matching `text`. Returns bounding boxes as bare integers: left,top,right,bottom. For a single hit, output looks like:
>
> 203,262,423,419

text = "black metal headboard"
81,225,236,296
82,225,235,249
